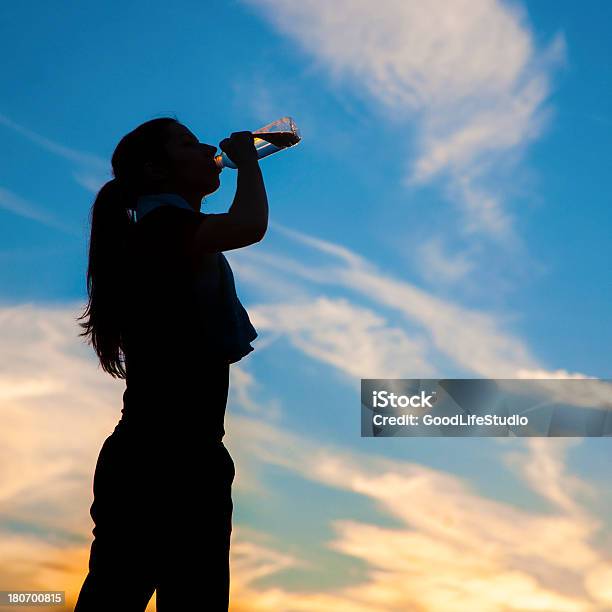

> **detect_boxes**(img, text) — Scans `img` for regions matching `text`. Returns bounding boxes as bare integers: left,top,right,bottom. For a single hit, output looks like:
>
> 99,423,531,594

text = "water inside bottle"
253,131,301,149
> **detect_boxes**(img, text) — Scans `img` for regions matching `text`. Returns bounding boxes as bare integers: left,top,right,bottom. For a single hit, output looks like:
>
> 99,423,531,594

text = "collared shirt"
133,192,258,365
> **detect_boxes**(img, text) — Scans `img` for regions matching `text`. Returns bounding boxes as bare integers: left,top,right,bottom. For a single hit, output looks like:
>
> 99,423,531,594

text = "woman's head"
112,118,220,204
78,116,220,378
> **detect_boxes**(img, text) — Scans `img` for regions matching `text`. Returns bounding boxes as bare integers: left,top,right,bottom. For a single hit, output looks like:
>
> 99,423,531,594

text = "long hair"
77,117,180,378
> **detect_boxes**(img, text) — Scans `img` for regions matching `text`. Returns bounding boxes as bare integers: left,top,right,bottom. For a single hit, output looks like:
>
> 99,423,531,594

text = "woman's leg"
154,444,235,611
74,431,157,611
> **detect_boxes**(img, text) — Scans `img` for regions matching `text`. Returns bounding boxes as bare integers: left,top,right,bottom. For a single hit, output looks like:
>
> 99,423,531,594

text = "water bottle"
215,116,301,170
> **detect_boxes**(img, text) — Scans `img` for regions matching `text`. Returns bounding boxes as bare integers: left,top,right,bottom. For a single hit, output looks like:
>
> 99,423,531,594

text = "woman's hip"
90,430,235,523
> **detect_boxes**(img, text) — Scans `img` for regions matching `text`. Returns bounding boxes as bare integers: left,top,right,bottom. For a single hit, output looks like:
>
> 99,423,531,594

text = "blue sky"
1,1,611,610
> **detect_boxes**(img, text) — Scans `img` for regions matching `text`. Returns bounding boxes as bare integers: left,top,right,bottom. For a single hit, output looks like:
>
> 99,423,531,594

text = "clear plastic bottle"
214,116,301,170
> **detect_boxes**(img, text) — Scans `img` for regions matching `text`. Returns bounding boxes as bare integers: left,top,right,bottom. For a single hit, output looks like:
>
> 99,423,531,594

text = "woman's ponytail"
77,117,179,379
77,178,135,378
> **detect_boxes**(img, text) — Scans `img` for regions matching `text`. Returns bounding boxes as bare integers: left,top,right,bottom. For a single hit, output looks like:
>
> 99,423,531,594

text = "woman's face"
160,122,221,198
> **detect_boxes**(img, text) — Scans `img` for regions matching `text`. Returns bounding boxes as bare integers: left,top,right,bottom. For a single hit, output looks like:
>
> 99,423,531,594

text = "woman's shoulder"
130,205,216,272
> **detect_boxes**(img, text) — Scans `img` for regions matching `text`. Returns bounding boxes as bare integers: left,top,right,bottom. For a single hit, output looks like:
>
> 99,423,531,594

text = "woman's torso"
118,204,230,442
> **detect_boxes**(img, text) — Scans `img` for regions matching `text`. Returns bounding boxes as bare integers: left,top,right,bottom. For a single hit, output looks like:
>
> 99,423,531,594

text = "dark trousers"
75,366,234,611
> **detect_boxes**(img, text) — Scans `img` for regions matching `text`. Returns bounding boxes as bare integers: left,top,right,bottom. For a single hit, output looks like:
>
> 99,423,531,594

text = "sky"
0,1,611,610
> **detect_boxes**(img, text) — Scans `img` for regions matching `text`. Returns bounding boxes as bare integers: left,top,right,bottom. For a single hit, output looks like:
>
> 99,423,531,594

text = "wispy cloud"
0,186,81,236
500,438,595,516
416,236,476,284
0,113,107,171
225,414,611,611
250,297,435,383
234,224,550,377
0,113,108,239
0,112,109,193
245,0,565,243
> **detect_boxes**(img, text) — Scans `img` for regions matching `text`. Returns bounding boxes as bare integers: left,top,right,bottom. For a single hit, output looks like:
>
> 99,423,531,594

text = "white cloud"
501,438,595,516
230,364,283,420
507,373,611,414
249,296,434,383
245,0,566,239
416,236,475,284
516,369,594,380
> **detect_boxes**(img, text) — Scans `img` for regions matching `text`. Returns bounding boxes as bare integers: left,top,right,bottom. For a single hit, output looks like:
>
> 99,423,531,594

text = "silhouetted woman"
74,118,266,611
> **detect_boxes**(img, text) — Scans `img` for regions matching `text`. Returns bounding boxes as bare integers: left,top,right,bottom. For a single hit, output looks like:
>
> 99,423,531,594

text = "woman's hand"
219,131,259,168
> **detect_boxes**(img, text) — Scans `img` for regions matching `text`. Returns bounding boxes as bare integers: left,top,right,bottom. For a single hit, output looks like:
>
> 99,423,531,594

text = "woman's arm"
228,158,268,239
190,131,269,254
